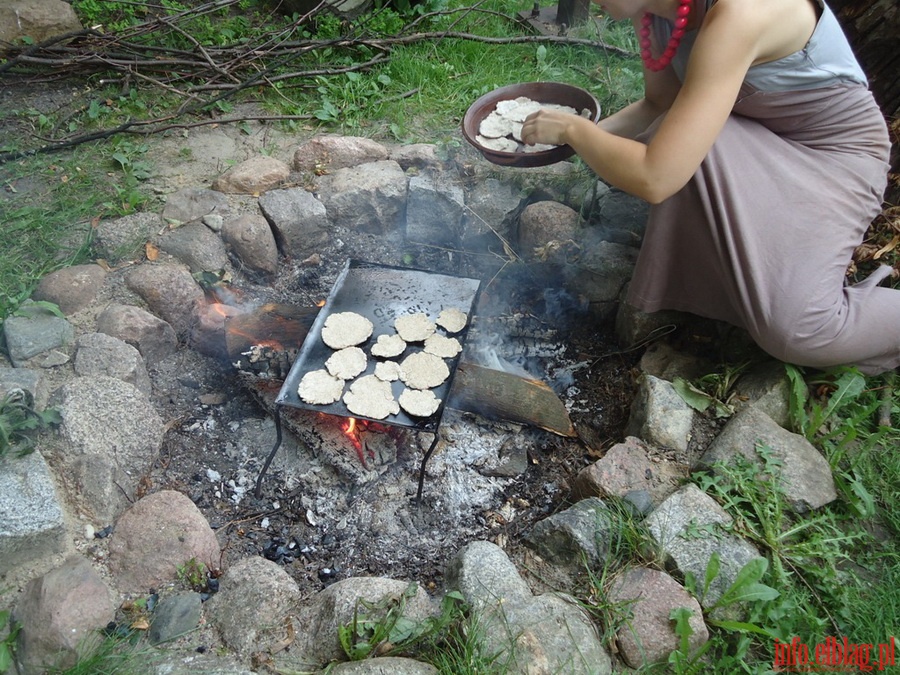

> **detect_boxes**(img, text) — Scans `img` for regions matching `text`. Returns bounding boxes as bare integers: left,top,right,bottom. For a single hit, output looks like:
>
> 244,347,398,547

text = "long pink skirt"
627,83,898,374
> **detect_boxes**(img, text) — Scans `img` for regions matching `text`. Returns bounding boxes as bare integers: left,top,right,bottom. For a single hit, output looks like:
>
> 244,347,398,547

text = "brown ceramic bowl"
462,82,601,168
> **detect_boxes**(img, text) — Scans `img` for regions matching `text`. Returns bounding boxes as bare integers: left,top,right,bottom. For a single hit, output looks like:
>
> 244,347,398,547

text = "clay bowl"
462,82,601,168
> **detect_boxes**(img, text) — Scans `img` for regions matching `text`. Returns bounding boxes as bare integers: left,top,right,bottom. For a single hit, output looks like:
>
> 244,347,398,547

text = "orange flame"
342,418,361,448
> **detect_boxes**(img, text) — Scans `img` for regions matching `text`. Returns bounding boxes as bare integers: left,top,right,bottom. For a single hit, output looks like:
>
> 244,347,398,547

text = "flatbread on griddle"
325,346,367,380
343,374,400,419
398,388,441,417
298,369,344,405
435,307,468,334
321,311,374,349
399,351,450,390
374,360,401,382
371,333,407,358
423,333,462,359
395,313,436,342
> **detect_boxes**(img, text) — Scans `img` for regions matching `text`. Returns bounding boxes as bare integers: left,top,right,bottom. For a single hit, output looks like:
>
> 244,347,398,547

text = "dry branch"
0,2,631,162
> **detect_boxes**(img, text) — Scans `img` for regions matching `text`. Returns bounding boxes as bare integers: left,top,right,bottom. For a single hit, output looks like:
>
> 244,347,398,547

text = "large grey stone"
95,303,178,364
445,541,612,675
258,187,330,258
608,566,708,668
646,484,761,611
566,236,640,319
161,187,229,225
124,262,205,338
462,177,522,241
31,264,107,316
13,555,115,675
730,360,792,429
156,221,230,274
221,213,279,276
108,490,220,594
698,406,837,513
212,155,290,195
93,211,164,261
405,171,464,246
0,0,82,48
524,497,614,568
74,332,152,396
325,657,438,674
0,366,45,409
626,374,694,454
46,376,163,523
205,556,301,658
316,160,407,235
0,450,67,572
444,540,532,612
278,577,436,670
3,301,74,366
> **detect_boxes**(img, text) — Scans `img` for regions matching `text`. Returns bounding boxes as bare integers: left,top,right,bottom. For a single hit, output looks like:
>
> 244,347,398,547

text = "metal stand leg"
254,405,284,499
416,432,441,504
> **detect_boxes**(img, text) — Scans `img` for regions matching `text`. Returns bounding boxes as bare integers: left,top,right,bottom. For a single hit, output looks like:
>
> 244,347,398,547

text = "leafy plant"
339,583,454,660
0,389,62,460
666,555,779,674
337,584,509,671
786,364,867,440
176,558,208,592
0,610,20,674
672,361,750,419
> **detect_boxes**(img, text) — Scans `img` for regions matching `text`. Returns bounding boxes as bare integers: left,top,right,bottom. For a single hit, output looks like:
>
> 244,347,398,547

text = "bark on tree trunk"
829,0,900,202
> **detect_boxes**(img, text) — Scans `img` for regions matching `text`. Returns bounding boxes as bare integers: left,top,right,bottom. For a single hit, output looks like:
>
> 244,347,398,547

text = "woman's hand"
520,109,581,147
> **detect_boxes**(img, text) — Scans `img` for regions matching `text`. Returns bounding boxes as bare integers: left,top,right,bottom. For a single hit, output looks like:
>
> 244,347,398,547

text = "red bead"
639,1,692,72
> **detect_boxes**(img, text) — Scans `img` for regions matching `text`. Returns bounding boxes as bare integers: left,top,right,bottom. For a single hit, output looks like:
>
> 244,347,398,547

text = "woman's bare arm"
520,0,810,203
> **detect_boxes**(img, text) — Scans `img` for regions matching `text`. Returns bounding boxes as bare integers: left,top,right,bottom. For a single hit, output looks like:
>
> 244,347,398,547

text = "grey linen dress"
626,0,898,374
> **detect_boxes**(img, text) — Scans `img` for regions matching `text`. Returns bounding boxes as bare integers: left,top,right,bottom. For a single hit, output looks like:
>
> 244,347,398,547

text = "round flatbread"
423,333,462,359
523,142,557,153
395,313,436,342
478,110,515,139
298,369,344,405
399,351,450,390
371,333,407,358
343,374,400,419
398,388,441,417
321,311,374,349
476,135,518,153
436,307,468,334
325,346,367,380
374,360,401,382
498,97,542,123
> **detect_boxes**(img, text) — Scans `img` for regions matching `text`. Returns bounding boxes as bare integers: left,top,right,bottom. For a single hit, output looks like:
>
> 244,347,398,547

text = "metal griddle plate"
276,260,482,432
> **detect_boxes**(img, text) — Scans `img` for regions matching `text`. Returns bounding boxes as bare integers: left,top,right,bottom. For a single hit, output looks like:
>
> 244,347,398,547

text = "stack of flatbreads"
297,306,470,421
476,96,592,154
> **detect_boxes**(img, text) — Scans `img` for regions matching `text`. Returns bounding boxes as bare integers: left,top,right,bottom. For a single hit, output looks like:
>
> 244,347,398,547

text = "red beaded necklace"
639,0,693,72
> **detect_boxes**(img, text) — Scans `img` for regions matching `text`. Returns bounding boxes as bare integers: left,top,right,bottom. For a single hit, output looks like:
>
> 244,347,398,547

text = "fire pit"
255,260,482,501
